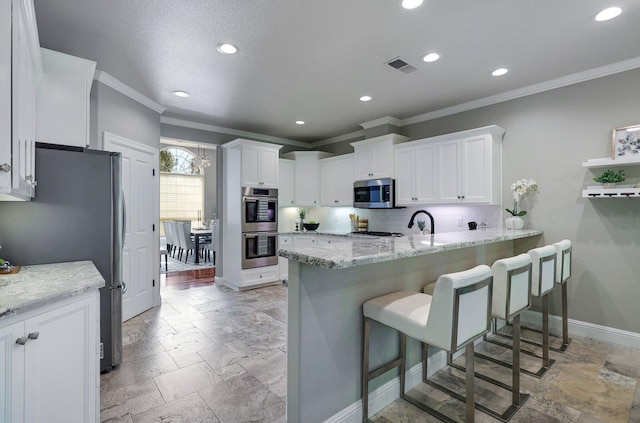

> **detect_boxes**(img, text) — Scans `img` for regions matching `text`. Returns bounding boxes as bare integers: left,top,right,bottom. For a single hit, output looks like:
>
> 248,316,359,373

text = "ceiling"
33,0,640,143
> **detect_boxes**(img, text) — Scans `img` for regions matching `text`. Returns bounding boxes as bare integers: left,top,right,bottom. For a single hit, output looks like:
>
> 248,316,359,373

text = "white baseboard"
520,310,640,350
324,315,640,423
323,346,462,423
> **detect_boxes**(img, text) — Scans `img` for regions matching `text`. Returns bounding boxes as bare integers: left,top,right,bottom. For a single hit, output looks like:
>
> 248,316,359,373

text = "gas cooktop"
350,231,405,237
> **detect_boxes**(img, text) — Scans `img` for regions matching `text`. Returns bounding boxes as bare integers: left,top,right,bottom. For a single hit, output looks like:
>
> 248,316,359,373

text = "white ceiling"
33,0,640,143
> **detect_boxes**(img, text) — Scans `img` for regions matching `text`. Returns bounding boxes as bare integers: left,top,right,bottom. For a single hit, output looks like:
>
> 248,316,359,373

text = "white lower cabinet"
278,235,293,283
0,291,99,423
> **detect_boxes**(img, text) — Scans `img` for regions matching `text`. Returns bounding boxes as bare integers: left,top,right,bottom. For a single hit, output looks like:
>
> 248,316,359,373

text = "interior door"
104,132,158,321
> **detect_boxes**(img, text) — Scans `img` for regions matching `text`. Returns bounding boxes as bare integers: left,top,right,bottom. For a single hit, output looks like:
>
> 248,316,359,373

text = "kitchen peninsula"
280,228,542,422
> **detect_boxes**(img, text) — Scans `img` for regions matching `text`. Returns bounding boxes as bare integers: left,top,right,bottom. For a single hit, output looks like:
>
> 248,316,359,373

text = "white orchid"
506,179,538,216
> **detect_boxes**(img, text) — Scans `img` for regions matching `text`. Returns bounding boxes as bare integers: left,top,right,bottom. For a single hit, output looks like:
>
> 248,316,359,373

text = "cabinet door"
370,141,393,178
294,154,320,207
0,0,11,194
394,147,416,205
279,159,295,206
461,135,491,203
319,159,338,206
0,321,24,423
335,156,355,204
436,140,461,203
320,156,353,206
259,147,279,188
414,143,436,203
354,143,375,180
241,144,262,187
23,295,97,423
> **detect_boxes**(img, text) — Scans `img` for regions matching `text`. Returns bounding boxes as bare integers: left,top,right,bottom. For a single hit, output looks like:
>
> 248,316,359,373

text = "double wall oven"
241,187,279,269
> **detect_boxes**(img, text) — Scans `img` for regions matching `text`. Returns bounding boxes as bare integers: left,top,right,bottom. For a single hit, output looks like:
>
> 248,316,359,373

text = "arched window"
160,147,204,232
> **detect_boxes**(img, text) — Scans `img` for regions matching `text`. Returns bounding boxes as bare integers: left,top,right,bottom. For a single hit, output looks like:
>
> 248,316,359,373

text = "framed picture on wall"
612,124,640,159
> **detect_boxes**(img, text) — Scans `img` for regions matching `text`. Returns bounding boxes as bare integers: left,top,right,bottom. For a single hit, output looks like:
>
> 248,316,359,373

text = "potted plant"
505,179,538,229
593,169,625,189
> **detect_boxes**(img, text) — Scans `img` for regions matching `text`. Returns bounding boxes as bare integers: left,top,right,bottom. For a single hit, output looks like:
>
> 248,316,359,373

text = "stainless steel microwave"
353,178,395,209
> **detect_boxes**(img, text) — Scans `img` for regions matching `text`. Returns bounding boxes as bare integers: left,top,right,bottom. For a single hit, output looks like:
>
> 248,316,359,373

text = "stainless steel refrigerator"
0,144,124,372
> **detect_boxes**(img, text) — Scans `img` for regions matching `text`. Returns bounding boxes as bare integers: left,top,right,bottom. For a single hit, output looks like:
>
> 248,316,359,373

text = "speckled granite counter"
279,228,542,269
0,260,105,320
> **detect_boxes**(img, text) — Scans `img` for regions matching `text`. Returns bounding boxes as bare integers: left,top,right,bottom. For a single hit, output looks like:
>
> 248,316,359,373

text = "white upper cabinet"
278,158,295,206
36,48,96,147
394,125,504,206
320,154,354,206
351,134,408,180
0,0,41,201
394,143,436,205
285,151,332,207
240,142,280,188
435,128,504,204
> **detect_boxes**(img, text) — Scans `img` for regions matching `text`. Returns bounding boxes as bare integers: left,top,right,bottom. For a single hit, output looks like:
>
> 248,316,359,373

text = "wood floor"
160,267,215,290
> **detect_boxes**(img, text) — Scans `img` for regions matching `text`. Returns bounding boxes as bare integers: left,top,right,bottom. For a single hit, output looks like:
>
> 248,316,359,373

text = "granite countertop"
278,228,543,269
0,260,105,320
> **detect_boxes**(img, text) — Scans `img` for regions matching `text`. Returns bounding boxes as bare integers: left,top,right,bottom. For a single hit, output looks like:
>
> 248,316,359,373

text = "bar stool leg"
512,315,521,406
362,318,370,422
562,283,569,348
465,343,475,423
400,333,407,396
542,294,550,369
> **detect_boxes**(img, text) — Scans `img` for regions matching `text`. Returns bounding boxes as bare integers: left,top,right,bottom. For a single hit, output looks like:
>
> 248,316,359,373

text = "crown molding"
160,116,310,148
94,70,166,114
359,116,403,129
310,129,364,148
401,56,640,127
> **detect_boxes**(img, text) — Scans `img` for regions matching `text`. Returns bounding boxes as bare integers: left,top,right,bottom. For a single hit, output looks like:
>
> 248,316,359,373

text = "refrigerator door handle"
122,281,127,294
122,191,127,242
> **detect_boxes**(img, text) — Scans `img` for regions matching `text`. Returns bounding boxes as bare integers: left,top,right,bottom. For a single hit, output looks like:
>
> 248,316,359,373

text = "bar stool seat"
362,265,493,423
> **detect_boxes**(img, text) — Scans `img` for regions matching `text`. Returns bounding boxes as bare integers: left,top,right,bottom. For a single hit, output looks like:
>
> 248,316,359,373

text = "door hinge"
152,279,155,287
100,342,104,359
152,224,155,231
152,168,156,176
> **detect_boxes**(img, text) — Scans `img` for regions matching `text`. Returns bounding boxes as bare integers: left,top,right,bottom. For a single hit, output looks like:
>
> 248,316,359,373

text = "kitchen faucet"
407,210,435,234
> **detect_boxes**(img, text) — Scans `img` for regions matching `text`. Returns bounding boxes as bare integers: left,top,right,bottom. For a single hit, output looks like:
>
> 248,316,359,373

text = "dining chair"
169,221,182,258
163,221,174,256
177,221,196,263
203,219,218,265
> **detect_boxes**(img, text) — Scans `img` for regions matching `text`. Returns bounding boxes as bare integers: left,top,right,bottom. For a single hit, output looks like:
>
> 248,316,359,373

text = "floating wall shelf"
582,156,640,198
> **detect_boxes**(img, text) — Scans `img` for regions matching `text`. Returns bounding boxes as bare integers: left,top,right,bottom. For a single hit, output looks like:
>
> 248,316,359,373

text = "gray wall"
398,68,640,334
161,123,236,146
90,82,161,150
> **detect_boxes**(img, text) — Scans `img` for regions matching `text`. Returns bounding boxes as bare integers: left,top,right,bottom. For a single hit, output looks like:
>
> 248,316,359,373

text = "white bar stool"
491,245,557,378
450,254,532,421
362,265,492,423
552,239,572,351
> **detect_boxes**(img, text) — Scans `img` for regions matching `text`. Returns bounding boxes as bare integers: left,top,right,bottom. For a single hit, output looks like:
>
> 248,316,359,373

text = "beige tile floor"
100,283,640,423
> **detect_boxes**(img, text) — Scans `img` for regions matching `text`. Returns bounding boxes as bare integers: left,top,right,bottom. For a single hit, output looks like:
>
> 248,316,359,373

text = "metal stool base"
481,337,555,378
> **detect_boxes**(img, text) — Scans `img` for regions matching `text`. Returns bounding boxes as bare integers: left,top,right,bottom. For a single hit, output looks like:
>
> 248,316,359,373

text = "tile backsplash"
279,204,502,234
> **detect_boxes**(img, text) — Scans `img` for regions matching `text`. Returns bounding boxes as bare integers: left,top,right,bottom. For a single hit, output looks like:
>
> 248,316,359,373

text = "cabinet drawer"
241,265,279,287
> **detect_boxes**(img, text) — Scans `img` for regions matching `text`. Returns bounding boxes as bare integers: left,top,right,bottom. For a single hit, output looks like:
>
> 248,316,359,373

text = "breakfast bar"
279,228,542,422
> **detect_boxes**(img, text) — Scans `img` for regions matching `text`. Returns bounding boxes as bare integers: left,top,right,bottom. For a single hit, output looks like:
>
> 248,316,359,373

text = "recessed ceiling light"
360,96,372,102
421,53,440,63
216,43,238,54
295,121,305,125
594,6,622,21
491,68,509,77
172,90,191,98
401,0,424,10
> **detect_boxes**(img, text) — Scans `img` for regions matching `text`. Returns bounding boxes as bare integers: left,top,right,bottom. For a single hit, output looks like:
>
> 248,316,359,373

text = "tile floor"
100,282,640,423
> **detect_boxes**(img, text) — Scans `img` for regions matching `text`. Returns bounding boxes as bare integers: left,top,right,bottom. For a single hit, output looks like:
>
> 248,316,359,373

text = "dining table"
190,228,211,264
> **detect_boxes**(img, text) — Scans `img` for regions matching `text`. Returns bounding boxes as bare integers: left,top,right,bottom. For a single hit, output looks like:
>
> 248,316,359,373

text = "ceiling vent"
386,57,418,74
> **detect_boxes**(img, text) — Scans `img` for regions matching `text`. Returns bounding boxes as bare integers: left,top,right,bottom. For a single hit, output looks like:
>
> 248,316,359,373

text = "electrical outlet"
457,217,463,227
